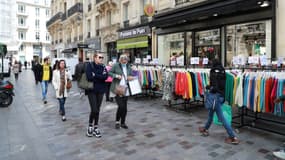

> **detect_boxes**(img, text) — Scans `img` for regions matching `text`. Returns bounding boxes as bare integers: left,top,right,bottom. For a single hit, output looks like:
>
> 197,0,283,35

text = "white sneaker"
273,149,285,159
93,128,102,138
86,126,93,137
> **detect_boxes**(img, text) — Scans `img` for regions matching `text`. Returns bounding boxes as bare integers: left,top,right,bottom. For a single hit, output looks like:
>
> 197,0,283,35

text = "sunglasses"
98,56,104,59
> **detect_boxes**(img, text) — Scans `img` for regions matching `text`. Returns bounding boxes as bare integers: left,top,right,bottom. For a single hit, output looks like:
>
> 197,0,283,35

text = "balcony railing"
88,3,92,12
123,20,129,28
73,37,77,42
96,29,100,36
140,15,148,24
46,12,63,27
96,0,103,4
79,35,83,40
68,3,83,17
62,12,67,21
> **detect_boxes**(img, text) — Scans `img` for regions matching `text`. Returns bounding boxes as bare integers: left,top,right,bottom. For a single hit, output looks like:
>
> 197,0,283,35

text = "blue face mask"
121,64,127,68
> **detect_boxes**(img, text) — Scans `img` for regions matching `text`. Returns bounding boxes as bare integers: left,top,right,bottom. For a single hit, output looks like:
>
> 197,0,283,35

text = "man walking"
37,57,53,104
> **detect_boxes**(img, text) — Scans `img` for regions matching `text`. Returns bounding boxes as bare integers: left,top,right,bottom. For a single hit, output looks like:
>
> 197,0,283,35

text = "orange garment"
186,72,193,99
197,73,203,96
265,78,273,113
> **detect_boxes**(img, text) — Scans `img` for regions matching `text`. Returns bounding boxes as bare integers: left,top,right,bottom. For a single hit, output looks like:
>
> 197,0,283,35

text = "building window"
35,32,40,40
18,31,26,40
46,9,49,17
95,16,100,30
34,0,39,4
195,29,220,63
18,17,25,26
35,19,40,29
107,11,111,26
226,20,272,66
158,33,185,65
19,45,25,51
87,19,91,38
141,0,147,15
123,3,129,21
46,33,50,41
18,4,25,13
35,8,40,16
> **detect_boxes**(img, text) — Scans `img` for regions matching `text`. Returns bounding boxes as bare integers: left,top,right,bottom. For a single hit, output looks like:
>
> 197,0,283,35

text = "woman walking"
12,61,20,81
85,53,108,138
52,60,71,121
109,54,134,129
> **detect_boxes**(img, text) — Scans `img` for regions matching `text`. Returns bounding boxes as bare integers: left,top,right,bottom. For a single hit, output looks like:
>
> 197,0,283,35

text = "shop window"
18,4,25,13
226,20,271,66
35,8,40,16
123,3,129,21
195,29,220,63
158,33,184,65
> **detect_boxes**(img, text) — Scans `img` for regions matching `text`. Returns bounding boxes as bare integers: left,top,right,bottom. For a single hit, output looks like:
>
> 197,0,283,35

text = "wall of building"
276,0,285,57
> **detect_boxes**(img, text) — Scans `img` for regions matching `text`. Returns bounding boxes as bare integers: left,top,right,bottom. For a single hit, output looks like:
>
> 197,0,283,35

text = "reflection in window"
226,20,271,66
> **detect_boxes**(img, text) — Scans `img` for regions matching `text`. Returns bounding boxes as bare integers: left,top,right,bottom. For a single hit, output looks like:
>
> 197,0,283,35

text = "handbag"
78,63,94,90
66,80,72,89
114,85,127,96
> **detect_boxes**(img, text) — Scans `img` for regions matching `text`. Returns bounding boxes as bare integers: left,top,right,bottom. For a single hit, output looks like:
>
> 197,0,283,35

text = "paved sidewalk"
0,70,284,160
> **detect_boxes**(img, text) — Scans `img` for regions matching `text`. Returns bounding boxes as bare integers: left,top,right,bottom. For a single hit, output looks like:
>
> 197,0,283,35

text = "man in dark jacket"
36,57,53,104
85,53,108,138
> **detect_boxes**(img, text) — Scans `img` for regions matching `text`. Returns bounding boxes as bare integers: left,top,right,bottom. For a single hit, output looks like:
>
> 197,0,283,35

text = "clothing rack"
228,67,285,136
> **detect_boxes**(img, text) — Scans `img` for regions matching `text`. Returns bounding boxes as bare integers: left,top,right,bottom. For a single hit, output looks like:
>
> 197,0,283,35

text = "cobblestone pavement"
0,70,284,160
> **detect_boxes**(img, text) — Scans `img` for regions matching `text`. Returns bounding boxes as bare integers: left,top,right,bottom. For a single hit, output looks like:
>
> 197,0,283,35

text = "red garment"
183,72,190,99
197,73,203,96
265,78,273,113
270,79,278,113
175,72,180,95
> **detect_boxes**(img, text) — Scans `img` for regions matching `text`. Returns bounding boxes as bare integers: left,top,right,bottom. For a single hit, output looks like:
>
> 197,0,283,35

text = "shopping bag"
213,103,232,126
128,78,142,95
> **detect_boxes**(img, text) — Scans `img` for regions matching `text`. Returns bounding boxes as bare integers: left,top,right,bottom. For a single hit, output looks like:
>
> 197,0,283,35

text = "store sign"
119,26,150,39
232,56,240,65
248,56,259,64
77,44,88,48
260,56,268,66
143,58,148,64
176,56,184,66
170,60,176,66
203,58,209,65
144,4,155,17
135,58,141,64
190,57,200,65
153,58,159,65
277,57,283,67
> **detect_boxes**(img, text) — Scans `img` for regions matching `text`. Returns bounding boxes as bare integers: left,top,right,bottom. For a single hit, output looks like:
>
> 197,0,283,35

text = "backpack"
209,66,226,95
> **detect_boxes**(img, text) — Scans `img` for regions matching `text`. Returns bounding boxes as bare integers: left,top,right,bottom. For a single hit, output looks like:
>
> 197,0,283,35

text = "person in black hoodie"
199,59,240,145
85,53,108,138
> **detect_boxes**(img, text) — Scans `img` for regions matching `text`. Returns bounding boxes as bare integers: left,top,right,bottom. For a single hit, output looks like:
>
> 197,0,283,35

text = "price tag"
252,56,259,64
146,55,151,60
176,56,184,66
232,56,239,65
277,57,283,67
202,58,209,65
190,57,199,65
260,56,267,66
153,58,159,65
135,58,141,64
143,58,148,64
248,56,253,64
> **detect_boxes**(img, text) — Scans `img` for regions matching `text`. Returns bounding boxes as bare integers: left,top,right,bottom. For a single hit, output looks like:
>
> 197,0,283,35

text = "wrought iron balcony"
68,3,83,17
46,12,63,27
96,0,103,4
62,12,67,21
123,20,129,28
140,15,148,24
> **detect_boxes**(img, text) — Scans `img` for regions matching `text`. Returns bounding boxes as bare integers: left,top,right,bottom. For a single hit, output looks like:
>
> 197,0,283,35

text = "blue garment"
275,79,284,116
58,97,66,116
204,93,236,138
243,76,249,107
194,73,200,99
41,80,49,100
249,77,256,111
86,62,108,94
259,78,265,112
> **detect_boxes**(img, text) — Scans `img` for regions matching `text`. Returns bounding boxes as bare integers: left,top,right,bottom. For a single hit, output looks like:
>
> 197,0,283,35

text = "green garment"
225,72,234,105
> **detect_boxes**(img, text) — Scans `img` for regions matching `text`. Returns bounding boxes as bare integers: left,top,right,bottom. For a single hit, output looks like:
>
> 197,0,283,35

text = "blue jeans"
204,93,236,138
41,81,49,100
58,98,66,116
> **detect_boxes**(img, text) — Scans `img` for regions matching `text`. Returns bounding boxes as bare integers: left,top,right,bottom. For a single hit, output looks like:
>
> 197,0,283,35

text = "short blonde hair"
119,54,129,62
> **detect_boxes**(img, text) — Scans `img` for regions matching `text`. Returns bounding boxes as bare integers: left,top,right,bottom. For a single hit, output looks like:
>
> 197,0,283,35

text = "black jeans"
87,93,104,126
115,96,128,124
105,82,111,101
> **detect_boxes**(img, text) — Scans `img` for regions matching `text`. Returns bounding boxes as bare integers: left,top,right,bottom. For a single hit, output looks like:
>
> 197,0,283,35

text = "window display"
226,20,271,66
158,33,184,65
194,29,220,64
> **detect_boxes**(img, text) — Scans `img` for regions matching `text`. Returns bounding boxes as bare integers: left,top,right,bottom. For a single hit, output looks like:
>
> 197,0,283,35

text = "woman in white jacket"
52,60,71,121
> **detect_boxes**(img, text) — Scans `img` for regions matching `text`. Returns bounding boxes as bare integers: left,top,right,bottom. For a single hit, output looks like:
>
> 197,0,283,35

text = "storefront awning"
117,36,148,50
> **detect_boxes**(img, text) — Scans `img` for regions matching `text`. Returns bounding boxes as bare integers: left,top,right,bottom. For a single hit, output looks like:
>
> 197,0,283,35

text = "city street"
0,69,283,160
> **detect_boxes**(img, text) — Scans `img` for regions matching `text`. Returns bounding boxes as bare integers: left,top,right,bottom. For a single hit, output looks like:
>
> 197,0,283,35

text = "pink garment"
105,65,113,82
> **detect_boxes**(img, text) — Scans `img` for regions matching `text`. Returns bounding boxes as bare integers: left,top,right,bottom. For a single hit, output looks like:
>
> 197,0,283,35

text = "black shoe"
115,123,120,129
93,128,102,138
121,124,128,129
86,126,93,137
44,100,47,104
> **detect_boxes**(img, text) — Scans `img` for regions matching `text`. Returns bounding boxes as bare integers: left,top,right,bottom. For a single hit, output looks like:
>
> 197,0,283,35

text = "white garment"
119,65,129,96
234,75,243,107
52,69,71,98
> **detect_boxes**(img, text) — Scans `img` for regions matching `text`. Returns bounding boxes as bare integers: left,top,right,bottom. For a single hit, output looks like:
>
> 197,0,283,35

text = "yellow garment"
233,77,238,102
186,72,193,99
256,77,261,112
42,64,50,81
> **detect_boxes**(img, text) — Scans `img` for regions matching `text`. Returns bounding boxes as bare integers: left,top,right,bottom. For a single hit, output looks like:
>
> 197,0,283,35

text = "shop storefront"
85,37,101,60
117,26,151,63
152,0,276,66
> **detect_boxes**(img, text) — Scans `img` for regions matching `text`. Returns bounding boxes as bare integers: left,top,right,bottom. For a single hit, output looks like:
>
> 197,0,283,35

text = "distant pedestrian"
24,61,27,70
74,57,85,98
105,61,113,102
198,59,240,145
18,61,22,72
85,53,108,137
33,61,41,84
12,61,20,81
109,54,135,129
52,60,71,121
36,57,53,104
